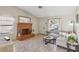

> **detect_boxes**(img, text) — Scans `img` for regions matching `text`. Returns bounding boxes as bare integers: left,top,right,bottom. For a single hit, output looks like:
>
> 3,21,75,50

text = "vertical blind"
0,16,15,35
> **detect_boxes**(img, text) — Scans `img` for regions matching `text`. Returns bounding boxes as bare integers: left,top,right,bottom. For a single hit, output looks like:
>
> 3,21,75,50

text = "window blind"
0,16,15,35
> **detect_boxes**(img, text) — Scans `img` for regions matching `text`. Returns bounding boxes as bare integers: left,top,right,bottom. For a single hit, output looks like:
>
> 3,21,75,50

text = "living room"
0,6,79,52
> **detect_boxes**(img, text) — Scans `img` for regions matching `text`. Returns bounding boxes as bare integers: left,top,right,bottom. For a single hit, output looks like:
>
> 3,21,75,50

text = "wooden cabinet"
17,23,32,41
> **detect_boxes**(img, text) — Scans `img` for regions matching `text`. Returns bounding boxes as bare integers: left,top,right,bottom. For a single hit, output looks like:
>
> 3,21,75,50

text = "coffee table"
43,36,56,45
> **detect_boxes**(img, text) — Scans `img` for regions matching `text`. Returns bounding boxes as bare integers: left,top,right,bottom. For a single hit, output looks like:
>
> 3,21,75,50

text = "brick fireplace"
17,23,32,40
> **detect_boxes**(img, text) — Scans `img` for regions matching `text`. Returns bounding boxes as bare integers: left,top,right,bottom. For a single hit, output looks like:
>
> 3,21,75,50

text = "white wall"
0,6,39,40
60,15,75,32
38,18,48,35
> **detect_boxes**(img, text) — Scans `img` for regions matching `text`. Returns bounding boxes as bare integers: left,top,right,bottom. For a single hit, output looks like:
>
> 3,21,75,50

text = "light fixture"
38,6,43,8
75,7,79,23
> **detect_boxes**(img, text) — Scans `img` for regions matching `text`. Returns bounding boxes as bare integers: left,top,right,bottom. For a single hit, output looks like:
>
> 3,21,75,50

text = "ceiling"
17,6,77,18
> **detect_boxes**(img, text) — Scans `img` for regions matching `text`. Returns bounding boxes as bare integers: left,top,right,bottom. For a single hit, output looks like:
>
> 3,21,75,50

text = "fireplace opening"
18,29,32,35
22,29,31,35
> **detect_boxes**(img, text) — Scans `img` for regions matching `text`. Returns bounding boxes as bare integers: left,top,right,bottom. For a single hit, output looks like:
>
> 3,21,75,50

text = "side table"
67,42,79,52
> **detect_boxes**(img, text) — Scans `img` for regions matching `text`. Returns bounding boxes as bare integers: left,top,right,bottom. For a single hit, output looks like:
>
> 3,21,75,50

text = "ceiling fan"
38,6,43,8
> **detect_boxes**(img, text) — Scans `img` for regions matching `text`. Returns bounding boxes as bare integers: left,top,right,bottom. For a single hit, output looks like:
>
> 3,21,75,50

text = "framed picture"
18,16,31,23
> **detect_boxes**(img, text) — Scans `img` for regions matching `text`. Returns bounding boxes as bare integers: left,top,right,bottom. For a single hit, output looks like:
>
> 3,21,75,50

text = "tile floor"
13,35,67,52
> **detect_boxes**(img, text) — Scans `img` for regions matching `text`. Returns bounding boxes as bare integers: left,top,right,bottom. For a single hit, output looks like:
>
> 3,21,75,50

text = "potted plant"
68,33,77,43
68,36,76,43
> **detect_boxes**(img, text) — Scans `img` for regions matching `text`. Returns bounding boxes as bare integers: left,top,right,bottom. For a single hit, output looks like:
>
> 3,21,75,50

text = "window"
19,16,31,23
0,16,15,36
48,19,60,31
